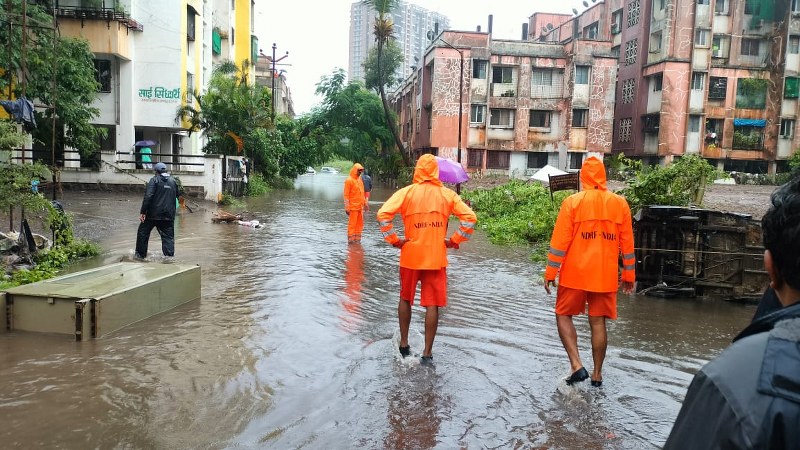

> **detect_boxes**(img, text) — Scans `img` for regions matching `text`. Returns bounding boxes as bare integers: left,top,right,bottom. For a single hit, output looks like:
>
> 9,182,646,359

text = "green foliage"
618,154,719,212
245,173,270,196
735,78,768,109
218,192,244,208
605,152,642,181
787,150,800,178
0,161,52,213
462,180,570,260
0,120,26,152
0,2,104,157
363,40,404,92
0,240,99,289
733,129,763,149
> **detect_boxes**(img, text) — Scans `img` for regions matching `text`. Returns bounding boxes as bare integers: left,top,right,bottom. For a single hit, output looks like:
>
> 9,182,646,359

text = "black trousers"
135,219,175,258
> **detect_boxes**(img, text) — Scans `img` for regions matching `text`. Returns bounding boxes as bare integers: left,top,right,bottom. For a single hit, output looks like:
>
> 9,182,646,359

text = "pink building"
391,27,618,176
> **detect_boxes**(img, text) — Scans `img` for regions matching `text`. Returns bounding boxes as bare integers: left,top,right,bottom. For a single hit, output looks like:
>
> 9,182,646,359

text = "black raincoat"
664,302,800,449
140,173,179,221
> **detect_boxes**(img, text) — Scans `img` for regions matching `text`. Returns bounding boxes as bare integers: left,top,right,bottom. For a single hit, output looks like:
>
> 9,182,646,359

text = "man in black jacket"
664,177,800,449
135,162,181,259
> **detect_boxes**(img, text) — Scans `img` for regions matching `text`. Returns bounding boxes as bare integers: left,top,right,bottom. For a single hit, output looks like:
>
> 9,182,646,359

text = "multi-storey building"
255,54,295,118
349,1,450,86
391,28,618,176
535,0,799,174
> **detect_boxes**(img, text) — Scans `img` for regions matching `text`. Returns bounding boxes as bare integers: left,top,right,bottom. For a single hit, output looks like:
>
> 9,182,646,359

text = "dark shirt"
140,174,180,221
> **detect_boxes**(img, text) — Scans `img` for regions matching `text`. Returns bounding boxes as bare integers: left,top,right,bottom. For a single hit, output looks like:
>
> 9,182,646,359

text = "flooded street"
1,173,757,449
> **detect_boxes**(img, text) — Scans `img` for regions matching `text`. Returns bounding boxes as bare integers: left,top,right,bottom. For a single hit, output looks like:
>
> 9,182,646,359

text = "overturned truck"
633,206,768,301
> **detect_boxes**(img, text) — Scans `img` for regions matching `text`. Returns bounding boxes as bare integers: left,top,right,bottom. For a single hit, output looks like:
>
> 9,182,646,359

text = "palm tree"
365,0,411,166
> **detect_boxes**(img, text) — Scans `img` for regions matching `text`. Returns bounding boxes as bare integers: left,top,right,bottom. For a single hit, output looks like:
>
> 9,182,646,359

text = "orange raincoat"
344,163,366,242
544,156,635,292
377,154,477,269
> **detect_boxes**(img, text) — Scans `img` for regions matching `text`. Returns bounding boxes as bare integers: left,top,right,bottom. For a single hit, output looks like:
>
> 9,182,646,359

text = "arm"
343,179,352,212
619,202,636,293
447,194,477,248
544,201,574,293
377,188,407,247
139,178,157,219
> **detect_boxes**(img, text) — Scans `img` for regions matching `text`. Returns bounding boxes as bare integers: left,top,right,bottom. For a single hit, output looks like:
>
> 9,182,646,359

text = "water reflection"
340,243,365,332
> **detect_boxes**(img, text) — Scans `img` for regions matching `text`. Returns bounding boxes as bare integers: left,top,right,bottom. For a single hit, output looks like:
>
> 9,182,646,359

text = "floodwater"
1,173,758,449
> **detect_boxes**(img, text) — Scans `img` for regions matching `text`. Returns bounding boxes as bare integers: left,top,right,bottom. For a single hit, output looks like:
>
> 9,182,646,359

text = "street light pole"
270,43,288,119
434,38,464,194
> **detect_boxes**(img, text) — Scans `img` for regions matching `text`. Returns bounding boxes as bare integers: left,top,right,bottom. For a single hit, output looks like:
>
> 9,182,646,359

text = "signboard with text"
548,172,580,200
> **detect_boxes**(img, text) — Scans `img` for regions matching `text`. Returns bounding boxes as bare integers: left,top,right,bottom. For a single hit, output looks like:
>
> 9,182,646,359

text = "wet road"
1,173,757,449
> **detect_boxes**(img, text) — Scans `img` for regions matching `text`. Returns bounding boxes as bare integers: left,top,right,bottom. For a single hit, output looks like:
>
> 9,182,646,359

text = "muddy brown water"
1,174,757,449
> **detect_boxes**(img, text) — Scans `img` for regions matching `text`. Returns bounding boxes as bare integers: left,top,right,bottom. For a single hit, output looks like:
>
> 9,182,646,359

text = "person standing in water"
343,163,367,244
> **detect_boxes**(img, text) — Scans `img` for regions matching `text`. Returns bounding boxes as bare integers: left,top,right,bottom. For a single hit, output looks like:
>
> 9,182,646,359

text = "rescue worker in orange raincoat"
377,154,477,364
544,155,635,387
343,163,367,243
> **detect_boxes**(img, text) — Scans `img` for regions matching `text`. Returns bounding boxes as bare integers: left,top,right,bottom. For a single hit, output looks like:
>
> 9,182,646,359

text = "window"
569,152,583,170
781,119,795,138
575,66,590,84
472,60,487,79
794,0,800,13
93,59,111,93
785,77,799,99
715,0,729,14
744,0,757,14
790,36,800,54
622,79,635,103
95,124,116,151
572,109,588,127
695,29,709,47
187,6,196,41
489,108,515,127
708,76,727,99
741,38,760,57
611,9,623,34
527,152,549,168
712,34,730,58
643,114,660,133
231,27,235,45
689,115,701,132
652,73,663,91
691,72,705,90
650,31,662,52
658,0,667,9
611,45,621,58
697,0,709,4
532,70,553,86
470,104,486,123
486,150,510,169
186,73,195,105
627,0,641,27
732,125,764,149
619,118,633,142
625,39,638,65
492,66,513,84
467,149,483,168
583,22,599,39
529,110,551,128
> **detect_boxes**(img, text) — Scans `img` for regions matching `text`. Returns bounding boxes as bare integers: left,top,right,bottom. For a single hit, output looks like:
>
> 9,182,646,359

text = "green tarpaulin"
212,29,222,55
785,77,799,99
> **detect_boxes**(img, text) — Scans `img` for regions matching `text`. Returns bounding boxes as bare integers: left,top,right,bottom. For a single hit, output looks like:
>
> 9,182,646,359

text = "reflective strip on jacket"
343,163,365,211
377,154,477,270
544,156,635,292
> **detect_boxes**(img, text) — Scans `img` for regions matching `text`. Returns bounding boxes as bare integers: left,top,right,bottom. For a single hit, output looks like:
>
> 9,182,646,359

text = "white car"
305,167,316,174
320,166,339,174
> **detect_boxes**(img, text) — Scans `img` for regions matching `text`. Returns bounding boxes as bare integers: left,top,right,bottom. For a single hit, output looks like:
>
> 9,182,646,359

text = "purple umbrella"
435,156,469,184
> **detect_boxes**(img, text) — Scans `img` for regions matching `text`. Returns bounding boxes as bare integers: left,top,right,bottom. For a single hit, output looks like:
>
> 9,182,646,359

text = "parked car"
305,167,316,174
320,166,339,174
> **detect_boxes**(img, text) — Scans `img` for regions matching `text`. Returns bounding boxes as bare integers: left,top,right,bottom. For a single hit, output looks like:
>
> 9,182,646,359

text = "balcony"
56,2,142,60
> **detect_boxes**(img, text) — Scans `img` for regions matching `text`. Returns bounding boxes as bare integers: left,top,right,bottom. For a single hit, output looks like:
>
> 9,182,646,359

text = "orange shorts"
555,285,617,319
400,267,447,307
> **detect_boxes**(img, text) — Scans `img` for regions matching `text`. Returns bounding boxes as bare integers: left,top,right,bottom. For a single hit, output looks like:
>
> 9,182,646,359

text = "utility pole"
270,43,288,119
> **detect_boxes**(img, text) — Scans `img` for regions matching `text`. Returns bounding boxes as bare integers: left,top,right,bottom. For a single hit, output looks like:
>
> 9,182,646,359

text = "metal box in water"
3,262,200,340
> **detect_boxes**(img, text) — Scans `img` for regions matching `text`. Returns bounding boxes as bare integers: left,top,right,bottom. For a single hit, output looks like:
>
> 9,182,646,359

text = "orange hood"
580,156,607,191
413,154,443,186
349,163,364,178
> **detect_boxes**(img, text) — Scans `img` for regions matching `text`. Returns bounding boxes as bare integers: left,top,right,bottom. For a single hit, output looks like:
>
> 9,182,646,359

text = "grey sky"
255,0,576,115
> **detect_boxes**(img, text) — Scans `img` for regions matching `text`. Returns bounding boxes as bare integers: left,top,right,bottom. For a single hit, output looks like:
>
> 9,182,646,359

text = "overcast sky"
255,0,576,115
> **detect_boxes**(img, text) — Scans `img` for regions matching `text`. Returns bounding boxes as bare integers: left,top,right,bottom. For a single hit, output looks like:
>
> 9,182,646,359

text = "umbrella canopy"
530,164,567,183
434,156,469,184
134,140,158,147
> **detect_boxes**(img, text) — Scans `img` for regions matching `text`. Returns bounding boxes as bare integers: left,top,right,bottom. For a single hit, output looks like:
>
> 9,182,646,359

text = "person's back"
664,177,800,449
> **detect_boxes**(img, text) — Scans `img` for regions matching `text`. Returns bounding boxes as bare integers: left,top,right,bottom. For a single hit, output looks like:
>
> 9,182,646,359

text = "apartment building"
255,53,295,118
349,1,450,86
535,0,799,174
391,28,618,176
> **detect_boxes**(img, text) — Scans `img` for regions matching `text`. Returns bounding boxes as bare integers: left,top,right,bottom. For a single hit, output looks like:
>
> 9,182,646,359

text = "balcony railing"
55,1,143,31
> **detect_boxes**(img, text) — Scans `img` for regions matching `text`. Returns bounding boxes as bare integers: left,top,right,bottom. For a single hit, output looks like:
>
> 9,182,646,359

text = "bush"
245,173,270,196
462,180,570,260
619,154,719,212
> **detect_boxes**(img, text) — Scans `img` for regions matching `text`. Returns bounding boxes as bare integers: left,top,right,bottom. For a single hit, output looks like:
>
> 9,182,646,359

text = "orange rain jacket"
377,154,477,270
544,156,635,292
343,163,366,212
